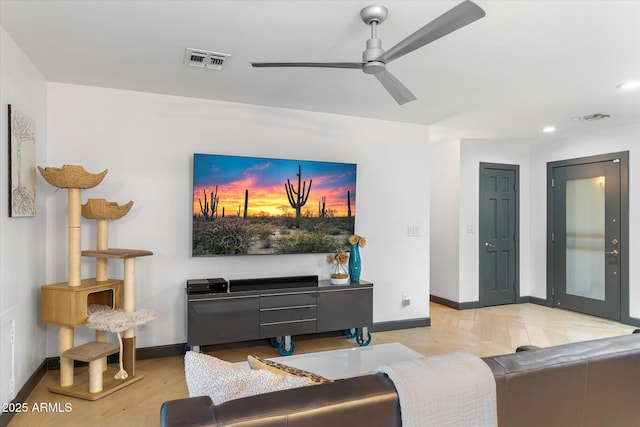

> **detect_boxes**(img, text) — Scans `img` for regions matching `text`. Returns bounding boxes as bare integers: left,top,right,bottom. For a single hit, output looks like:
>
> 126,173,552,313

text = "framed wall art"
8,105,36,217
192,153,357,256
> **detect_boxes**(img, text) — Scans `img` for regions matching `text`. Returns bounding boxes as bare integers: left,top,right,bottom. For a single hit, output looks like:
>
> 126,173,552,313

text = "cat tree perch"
38,165,155,400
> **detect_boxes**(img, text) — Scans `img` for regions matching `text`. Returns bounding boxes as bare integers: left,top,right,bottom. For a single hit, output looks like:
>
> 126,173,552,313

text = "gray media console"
186,275,373,355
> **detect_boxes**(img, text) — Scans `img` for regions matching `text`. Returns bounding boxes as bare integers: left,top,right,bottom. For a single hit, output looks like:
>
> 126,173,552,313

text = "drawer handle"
260,319,316,326
188,295,258,302
260,305,316,311
261,291,316,297
318,288,370,293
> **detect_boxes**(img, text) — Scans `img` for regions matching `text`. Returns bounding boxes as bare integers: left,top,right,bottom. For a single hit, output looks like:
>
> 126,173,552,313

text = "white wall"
459,139,531,303
528,124,640,317
429,139,460,301
0,26,48,407
45,83,431,355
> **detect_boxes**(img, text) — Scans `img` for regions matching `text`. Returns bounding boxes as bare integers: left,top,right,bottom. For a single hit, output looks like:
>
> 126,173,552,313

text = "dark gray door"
479,163,518,306
549,153,628,321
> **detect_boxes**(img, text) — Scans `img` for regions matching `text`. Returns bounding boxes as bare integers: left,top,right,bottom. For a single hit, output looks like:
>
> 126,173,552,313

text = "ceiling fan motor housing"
362,38,385,74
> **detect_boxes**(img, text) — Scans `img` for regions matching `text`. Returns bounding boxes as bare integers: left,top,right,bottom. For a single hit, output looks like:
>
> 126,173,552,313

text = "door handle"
605,249,619,257
484,242,495,249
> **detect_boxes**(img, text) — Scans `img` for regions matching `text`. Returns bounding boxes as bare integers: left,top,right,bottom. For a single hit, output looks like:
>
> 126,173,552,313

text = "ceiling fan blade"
374,70,417,105
251,62,363,69
378,0,485,64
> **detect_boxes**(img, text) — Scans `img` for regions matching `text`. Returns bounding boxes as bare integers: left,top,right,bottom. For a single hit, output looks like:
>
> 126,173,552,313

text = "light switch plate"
408,225,420,236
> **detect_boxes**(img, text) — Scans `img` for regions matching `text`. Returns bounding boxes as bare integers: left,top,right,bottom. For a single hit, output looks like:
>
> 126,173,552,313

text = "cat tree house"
38,165,154,401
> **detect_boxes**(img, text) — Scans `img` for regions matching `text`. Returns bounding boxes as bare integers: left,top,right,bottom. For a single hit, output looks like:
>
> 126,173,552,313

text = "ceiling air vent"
184,48,230,71
574,113,611,122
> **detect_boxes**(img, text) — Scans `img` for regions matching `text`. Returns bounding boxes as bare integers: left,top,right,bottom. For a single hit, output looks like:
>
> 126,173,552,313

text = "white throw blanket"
375,352,497,427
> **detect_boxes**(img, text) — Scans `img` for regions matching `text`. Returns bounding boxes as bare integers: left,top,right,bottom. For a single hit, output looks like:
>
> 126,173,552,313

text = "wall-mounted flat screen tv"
192,153,357,256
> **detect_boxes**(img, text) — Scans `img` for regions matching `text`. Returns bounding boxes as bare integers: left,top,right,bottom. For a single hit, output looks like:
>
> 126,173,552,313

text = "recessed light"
542,126,556,133
617,81,640,91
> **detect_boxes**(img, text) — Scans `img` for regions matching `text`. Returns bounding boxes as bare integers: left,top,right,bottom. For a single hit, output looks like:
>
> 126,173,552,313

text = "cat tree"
38,165,154,401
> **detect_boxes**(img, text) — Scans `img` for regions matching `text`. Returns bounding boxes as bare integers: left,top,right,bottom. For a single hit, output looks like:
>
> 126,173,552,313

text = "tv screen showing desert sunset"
192,153,357,256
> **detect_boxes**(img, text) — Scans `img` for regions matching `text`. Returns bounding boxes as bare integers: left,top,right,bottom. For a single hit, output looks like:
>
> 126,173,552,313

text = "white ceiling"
1,0,639,143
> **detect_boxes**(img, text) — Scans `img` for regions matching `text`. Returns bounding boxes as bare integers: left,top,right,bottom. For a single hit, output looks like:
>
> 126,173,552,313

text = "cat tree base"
49,366,145,401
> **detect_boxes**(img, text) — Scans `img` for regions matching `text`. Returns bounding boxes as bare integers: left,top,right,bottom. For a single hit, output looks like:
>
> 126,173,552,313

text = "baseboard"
137,343,187,359
370,317,430,332
45,353,123,371
0,359,47,427
431,294,555,309
526,296,550,306
430,295,479,310
628,316,640,327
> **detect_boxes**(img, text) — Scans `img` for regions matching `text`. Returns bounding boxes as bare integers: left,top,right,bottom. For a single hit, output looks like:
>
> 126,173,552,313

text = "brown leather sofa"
160,331,640,426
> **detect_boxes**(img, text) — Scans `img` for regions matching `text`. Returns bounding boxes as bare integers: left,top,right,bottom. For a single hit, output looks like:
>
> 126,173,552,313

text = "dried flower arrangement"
348,234,367,248
327,249,349,281
326,250,349,267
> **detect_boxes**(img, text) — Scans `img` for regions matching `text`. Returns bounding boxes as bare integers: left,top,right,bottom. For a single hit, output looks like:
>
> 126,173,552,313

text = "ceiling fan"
251,1,485,105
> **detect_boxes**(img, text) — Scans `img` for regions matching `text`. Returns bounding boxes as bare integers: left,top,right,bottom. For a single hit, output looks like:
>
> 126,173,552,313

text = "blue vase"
348,244,361,282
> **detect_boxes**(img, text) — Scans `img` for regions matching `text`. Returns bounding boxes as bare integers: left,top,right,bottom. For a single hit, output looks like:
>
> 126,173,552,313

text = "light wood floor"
8,303,636,426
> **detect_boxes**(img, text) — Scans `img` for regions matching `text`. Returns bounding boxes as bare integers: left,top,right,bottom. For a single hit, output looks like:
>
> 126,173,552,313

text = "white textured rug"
184,351,313,405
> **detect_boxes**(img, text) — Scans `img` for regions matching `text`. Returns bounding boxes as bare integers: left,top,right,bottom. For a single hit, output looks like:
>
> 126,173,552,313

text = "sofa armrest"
160,395,216,427
484,333,640,427
211,373,400,427
160,374,400,427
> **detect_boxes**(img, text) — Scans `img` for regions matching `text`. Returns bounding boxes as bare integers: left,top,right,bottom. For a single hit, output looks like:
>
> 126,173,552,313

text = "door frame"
546,151,629,323
479,162,520,307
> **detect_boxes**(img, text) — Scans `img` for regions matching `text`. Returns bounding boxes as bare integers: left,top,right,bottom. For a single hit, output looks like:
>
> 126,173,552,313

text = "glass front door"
551,156,624,321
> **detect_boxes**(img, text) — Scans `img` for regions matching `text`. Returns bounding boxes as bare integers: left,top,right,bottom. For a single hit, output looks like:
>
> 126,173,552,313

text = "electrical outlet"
407,225,420,237
138,324,148,332
402,294,411,306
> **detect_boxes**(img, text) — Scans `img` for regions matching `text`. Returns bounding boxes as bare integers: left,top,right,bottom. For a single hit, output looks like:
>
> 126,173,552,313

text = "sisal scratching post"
95,219,109,371
96,219,109,281
67,188,81,287
61,187,81,386
123,257,136,376
89,360,103,393
123,257,135,312
59,326,75,387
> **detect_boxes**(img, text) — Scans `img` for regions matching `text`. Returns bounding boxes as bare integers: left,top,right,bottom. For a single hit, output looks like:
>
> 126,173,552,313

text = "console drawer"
260,319,316,339
260,292,316,309
260,306,316,324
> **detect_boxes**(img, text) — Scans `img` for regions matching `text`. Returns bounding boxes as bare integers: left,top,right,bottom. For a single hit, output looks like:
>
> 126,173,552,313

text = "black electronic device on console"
186,278,228,294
